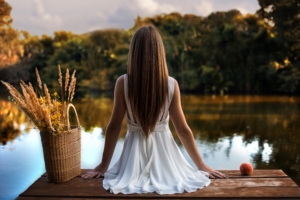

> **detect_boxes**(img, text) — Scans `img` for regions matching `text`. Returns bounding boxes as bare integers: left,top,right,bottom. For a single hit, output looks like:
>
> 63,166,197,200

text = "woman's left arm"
82,75,126,179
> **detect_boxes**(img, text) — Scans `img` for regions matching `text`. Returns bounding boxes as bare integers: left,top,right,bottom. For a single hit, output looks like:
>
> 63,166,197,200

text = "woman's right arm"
169,80,227,179
82,75,126,179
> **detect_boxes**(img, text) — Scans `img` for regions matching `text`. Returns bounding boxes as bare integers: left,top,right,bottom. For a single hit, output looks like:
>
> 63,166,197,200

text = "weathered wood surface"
18,169,300,199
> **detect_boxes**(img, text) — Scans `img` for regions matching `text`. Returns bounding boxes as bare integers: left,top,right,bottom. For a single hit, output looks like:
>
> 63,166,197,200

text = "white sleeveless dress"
103,75,211,194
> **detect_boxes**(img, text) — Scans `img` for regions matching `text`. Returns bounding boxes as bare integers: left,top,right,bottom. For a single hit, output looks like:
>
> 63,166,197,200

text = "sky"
7,0,260,36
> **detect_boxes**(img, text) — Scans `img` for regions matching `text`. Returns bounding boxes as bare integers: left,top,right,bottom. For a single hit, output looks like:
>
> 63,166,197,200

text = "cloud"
7,0,260,35
236,7,249,15
104,0,179,29
29,0,62,32
194,0,213,16
96,12,108,21
134,0,176,15
209,0,258,16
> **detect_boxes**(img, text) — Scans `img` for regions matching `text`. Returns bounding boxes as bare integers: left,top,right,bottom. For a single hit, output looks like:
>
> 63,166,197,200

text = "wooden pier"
18,169,300,199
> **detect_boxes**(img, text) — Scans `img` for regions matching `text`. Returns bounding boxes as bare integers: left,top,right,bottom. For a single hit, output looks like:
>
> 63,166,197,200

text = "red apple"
240,162,253,175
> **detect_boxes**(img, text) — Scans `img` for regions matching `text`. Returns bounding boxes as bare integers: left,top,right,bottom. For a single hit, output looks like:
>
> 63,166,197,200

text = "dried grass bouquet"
1,65,77,135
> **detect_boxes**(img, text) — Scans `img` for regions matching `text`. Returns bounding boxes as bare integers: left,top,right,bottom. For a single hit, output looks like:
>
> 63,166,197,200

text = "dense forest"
0,0,300,96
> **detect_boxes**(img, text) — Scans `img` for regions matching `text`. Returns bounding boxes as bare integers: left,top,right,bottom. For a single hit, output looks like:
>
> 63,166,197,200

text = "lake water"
0,95,299,199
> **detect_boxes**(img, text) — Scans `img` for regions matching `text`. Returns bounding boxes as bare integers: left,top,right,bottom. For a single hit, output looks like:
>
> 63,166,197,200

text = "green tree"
132,11,277,94
82,29,130,93
257,0,300,63
0,0,30,91
204,11,276,93
0,0,12,27
3,7,300,96
257,0,300,93
0,0,21,67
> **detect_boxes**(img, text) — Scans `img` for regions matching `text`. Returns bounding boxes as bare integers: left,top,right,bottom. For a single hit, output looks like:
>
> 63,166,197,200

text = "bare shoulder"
169,76,178,87
172,77,178,86
168,76,176,82
116,74,125,83
115,74,126,91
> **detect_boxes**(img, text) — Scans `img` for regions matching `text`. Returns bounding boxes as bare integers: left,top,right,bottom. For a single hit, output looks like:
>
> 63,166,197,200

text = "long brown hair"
127,26,169,137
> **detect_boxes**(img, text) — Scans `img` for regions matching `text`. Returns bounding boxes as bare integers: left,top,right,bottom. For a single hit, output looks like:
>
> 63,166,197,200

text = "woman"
82,26,227,194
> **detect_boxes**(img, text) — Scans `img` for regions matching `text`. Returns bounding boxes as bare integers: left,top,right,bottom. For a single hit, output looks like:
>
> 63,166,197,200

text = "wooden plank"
210,178,298,187
41,169,289,179
22,170,299,199
19,177,300,198
16,195,300,200
18,187,300,199
217,169,289,178
34,177,300,187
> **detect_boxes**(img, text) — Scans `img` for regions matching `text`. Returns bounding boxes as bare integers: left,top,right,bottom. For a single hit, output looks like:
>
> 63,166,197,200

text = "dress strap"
124,74,134,121
168,77,175,102
162,77,175,120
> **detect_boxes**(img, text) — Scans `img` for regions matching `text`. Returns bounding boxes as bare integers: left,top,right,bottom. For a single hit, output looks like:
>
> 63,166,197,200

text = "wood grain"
42,169,289,178
20,170,300,199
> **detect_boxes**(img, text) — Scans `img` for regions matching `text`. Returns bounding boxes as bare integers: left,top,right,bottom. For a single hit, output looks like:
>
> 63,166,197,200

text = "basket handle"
66,103,81,131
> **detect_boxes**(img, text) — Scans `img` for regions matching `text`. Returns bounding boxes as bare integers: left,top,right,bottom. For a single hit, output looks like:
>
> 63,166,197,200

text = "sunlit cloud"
236,7,250,15
194,0,213,16
29,0,63,33
7,0,260,36
134,0,177,15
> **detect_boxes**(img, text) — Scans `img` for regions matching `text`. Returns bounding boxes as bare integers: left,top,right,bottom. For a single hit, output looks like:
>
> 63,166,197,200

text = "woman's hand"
199,163,227,179
82,163,108,179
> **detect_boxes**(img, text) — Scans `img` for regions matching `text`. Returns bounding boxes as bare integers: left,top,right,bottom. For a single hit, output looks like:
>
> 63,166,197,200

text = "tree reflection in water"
73,97,128,135
74,95,300,185
180,95,300,185
1,95,299,185
0,101,30,145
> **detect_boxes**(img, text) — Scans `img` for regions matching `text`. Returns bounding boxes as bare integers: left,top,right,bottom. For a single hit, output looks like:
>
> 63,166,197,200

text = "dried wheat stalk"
68,70,76,102
35,68,42,90
65,69,70,99
1,66,77,134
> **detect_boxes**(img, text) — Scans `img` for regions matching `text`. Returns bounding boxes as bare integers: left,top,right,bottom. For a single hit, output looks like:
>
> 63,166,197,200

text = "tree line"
0,0,300,97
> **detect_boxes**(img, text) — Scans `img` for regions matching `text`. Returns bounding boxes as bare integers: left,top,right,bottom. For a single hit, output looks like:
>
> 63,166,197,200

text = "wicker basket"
40,103,81,183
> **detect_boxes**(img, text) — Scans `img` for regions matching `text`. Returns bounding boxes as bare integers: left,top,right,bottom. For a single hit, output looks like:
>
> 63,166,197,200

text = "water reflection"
0,95,300,199
80,127,125,170
74,95,300,184
0,129,45,200
180,95,300,185
0,101,30,145
74,97,128,135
